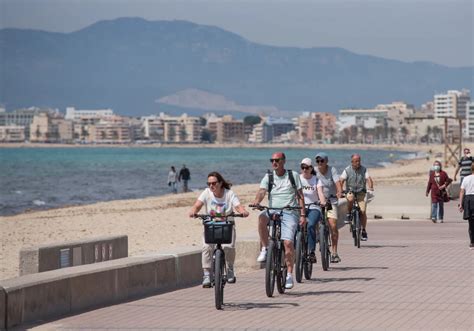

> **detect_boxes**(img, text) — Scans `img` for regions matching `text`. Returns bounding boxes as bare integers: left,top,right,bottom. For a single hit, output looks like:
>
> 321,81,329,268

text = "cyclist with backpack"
252,152,306,289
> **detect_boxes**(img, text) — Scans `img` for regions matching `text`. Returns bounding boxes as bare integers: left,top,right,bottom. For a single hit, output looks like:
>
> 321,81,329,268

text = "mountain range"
1,17,472,116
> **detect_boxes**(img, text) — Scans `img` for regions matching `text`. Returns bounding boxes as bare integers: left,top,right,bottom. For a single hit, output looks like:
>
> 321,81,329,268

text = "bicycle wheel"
214,249,224,310
355,211,361,248
295,231,303,283
265,241,276,297
276,243,287,294
320,224,330,271
303,241,313,280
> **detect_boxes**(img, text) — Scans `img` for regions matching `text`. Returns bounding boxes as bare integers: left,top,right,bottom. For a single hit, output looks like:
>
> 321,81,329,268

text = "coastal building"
141,113,202,143
93,120,132,144
0,107,55,140
29,113,74,143
465,102,474,138
248,121,272,143
205,115,244,143
296,112,336,143
434,89,471,119
0,125,26,142
267,117,295,141
65,107,114,121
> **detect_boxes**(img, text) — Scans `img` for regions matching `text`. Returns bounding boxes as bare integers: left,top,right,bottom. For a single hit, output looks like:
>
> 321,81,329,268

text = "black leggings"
469,217,474,244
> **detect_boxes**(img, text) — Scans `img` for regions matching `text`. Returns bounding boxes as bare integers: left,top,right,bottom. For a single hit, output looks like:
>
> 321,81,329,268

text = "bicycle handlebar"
248,204,301,211
193,213,245,221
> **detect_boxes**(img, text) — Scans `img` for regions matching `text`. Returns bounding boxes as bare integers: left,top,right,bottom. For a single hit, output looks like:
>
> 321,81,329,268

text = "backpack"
267,169,301,204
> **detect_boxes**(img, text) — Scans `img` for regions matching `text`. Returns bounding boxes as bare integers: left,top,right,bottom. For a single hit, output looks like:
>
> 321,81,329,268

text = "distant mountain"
0,17,472,116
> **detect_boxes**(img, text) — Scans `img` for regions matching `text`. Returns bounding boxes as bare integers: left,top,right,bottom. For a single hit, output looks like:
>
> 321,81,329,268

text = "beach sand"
0,143,464,280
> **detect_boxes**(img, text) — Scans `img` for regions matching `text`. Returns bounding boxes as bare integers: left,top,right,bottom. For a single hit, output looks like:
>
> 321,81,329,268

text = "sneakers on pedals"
227,267,236,284
309,251,317,263
202,275,211,288
257,248,267,262
285,274,294,289
361,229,368,241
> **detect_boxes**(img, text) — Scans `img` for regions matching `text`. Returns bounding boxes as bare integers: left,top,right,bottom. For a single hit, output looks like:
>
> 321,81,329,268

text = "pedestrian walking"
458,163,474,249
168,166,178,194
178,164,191,192
426,160,452,223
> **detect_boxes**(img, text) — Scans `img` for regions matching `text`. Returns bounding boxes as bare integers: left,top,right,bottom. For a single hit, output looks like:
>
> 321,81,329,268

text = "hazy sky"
1,0,472,67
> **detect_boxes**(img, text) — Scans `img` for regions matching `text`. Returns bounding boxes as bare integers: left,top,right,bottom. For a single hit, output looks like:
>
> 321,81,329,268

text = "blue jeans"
306,209,322,252
431,202,444,220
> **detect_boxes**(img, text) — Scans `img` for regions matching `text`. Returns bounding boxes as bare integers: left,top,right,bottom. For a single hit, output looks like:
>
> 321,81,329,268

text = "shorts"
327,203,338,220
260,210,299,242
355,192,367,213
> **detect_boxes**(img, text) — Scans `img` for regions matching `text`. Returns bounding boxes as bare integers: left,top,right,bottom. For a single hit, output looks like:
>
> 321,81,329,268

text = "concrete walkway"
24,202,474,330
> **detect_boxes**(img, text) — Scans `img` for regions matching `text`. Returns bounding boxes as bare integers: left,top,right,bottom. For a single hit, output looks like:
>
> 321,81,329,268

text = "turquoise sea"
0,147,418,216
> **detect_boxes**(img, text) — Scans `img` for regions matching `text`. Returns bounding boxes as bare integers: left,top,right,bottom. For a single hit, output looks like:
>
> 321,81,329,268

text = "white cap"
301,158,312,166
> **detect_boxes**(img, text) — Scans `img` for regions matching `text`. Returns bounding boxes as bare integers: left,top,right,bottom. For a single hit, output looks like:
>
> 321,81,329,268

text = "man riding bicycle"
339,154,374,241
252,152,306,289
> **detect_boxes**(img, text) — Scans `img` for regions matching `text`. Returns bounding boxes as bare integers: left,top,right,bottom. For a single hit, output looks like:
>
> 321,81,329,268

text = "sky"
0,0,473,67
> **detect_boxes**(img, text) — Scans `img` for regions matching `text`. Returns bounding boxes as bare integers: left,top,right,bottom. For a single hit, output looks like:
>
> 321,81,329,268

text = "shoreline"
0,142,437,153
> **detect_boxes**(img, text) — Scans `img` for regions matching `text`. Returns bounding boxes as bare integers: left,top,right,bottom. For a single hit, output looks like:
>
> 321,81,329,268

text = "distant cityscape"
0,89,472,145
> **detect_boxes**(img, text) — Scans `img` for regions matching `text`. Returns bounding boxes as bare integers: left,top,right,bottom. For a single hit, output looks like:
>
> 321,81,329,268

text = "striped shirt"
458,156,474,178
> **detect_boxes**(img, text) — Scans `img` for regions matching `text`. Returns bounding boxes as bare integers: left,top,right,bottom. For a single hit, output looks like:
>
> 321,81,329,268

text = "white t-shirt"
167,170,177,183
198,188,241,217
316,166,340,205
300,174,320,209
461,174,474,195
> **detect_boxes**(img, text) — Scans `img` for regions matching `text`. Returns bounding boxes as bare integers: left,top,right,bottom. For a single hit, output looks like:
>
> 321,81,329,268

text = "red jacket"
426,170,452,203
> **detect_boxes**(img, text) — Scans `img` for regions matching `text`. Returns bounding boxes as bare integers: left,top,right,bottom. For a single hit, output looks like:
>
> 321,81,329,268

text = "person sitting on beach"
426,160,452,223
299,157,322,263
167,166,178,194
458,163,474,250
189,171,249,288
179,164,191,192
340,154,374,241
251,152,306,290
315,152,343,263
454,148,473,184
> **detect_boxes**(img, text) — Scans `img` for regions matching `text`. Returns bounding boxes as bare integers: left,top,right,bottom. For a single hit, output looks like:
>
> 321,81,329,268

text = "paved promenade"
25,203,473,330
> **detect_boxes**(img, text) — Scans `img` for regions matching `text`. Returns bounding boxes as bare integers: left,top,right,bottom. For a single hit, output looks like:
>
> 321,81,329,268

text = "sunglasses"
301,165,311,170
207,181,219,187
270,158,283,163
315,159,326,164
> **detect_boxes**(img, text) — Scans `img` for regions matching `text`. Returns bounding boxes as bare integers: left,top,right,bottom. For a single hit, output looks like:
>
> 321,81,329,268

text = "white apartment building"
434,89,471,119
339,108,388,128
465,102,474,138
141,113,202,143
0,125,25,142
65,107,114,121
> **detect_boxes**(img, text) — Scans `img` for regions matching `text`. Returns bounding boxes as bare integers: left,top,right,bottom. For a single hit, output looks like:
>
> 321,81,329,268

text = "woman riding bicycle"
189,171,249,288
299,158,323,263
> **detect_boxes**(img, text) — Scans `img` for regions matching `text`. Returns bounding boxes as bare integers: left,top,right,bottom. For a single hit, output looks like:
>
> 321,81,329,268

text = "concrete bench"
19,235,128,276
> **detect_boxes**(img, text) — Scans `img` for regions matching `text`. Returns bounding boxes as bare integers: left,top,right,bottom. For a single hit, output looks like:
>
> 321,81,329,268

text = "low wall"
19,235,128,276
0,240,261,329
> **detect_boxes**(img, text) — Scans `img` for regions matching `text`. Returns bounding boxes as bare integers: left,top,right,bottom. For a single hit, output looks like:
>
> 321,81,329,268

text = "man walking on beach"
454,148,473,184
178,164,191,192
340,154,374,241
251,152,306,290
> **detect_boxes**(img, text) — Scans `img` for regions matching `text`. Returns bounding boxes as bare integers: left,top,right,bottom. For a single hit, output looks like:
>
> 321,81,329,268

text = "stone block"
0,287,6,330
19,249,39,276
234,240,263,270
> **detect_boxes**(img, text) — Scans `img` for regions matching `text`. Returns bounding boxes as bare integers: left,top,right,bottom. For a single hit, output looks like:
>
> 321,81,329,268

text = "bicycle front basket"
204,222,233,244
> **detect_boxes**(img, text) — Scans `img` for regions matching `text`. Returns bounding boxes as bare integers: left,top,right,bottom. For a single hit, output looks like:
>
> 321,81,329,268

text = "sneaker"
331,254,341,263
431,218,437,223
361,229,368,241
257,248,267,262
202,275,211,288
227,267,236,284
438,219,444,223
344,214,351,224
309,251,317,263
470,243,474,250
285,274,294,289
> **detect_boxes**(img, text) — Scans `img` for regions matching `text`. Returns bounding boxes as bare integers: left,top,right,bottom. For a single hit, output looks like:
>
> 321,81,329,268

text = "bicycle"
319,200,336,270
344,189,362,248
250,204,301,297
194,212,244,310
295,202,319,282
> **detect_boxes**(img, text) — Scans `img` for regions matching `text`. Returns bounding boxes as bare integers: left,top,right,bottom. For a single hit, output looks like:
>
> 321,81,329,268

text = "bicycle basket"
204,222,234,244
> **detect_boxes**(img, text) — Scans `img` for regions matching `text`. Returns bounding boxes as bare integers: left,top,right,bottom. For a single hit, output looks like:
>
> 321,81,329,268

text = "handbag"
434,177,450,202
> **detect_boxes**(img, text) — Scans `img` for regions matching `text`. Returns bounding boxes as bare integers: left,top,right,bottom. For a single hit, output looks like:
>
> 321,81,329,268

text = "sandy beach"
0,143,464,280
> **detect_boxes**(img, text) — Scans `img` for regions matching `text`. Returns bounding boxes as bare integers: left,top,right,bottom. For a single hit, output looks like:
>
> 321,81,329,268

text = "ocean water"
0,147,418,216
